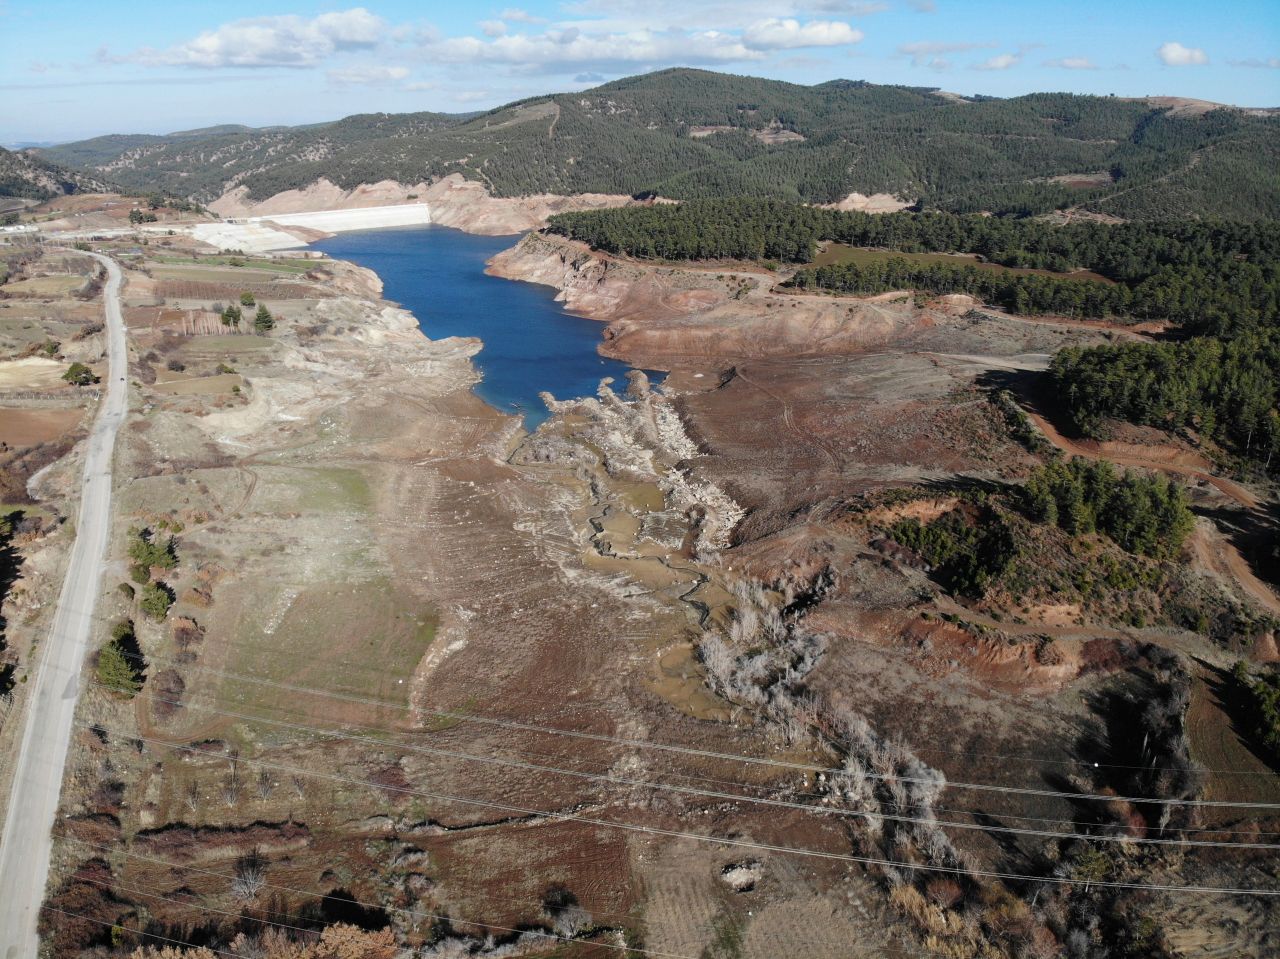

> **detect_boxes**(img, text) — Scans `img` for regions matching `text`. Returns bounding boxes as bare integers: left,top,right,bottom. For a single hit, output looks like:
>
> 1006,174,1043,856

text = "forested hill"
37,69,1280,220
0,145,111,200
548,198,1280,472
547,200,1280,329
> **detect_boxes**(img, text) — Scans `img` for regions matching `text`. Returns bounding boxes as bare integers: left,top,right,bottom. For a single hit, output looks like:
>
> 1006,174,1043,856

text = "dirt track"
1022,407,1280,616
1026,407,1261,509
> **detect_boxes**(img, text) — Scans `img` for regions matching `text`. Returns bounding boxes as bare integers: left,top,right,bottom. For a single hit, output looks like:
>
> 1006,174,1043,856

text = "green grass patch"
177,335,276,354
213,579,437,734
812,243,1111,283
291,467,373,513
151,254,313,274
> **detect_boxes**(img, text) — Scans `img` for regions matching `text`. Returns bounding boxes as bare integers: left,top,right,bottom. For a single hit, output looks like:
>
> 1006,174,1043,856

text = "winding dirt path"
1023,408,1280,615
1026,408,1260,509
734,366,843,470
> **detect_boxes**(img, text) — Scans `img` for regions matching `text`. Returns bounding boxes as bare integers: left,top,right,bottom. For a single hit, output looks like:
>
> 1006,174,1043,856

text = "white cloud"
128,7,386,68
974,51,1019,70
404,80,439,92
898,40,994,66
453,90,491,103
906,0,937,11
1157,41,1208,66
1045,57,1097,70
500,7,545,23
480,20,507,38
430,29,761,68
741,18,863,50
807,1,890,14
426,16,865,72
326,64,409,85
1228,57,1280,69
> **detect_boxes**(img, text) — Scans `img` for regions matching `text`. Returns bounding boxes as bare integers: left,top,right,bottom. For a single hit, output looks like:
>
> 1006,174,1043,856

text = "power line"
139,620,1278,777
113,684,1280,851
60,836,695,959
111,652,1280,808
126,676,1280,838
77,724,1280,898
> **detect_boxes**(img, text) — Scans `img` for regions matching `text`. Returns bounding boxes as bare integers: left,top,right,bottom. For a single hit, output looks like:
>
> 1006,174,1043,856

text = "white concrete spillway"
190,202,432,252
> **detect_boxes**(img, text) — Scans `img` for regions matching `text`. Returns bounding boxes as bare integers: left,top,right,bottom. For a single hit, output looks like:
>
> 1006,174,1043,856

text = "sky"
1,0,1277,144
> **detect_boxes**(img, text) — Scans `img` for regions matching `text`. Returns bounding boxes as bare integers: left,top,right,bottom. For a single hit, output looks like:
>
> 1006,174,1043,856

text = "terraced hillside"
38,69,1280,219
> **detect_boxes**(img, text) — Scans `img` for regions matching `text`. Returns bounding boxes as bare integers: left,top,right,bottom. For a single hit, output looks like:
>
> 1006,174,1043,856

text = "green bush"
61,362,98,386
239,291,256,306
140,582,173,620
127,527,177,570
890,508,1017,598
253,305,274,334
1022,458,1193,558
1233,663,1280,763
98,620,143,696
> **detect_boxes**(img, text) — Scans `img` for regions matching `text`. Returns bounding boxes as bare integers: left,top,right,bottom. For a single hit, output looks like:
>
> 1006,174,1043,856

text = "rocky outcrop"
209,178,430,218
420,174,634,235
820,191,913,213
211,173,635,237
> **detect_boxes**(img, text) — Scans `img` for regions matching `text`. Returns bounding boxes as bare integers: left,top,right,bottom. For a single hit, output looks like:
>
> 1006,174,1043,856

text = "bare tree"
222,749,242,807
221,774,242,808
232,849,266,901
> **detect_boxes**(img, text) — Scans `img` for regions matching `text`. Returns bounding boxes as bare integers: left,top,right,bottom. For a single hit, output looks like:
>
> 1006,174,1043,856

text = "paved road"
0,251,127,957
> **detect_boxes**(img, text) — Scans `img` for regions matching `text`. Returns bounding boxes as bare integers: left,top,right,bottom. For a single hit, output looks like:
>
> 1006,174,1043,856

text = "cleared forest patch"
812,243,1114,284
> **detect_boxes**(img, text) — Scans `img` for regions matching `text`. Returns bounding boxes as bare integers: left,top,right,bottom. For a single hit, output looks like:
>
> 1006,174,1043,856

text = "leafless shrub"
171,617,204,650
542,884,593,938
221,752,241,807
221,775,241,808
926,877,964,909
255,769,274,800
150,669,185,720
231,850,266,901
183,779,200,813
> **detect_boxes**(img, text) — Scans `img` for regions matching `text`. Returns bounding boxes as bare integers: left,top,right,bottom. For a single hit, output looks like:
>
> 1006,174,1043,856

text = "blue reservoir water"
314,224,636,429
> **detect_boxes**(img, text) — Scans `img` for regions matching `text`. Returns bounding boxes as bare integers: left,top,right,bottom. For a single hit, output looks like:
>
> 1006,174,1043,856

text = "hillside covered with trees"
549,199,1280,326
549,197,1280,473
1051,334,1280,470
0,146,110,200
38,69,1280,220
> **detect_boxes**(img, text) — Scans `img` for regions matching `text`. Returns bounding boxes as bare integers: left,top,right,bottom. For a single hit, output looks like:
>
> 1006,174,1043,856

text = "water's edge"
313,224,637,430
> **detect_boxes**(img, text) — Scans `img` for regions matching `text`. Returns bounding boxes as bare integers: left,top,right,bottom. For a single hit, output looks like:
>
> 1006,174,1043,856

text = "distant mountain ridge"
35,69,1280,220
